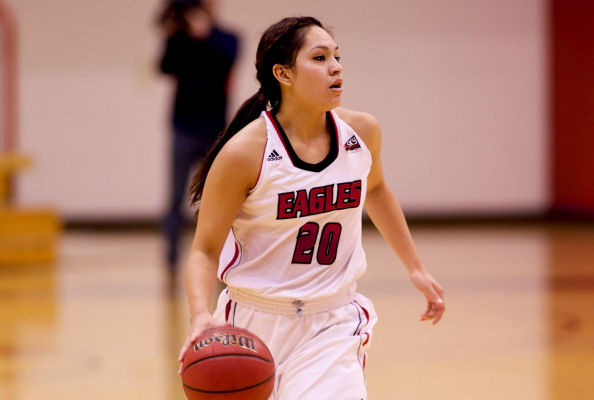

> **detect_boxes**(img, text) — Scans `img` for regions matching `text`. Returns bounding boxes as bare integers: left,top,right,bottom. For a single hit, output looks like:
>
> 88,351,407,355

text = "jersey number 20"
292,222,342,265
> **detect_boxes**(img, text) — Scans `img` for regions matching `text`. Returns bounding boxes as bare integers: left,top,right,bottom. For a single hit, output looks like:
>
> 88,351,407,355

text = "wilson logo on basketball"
193,333,257,353
344,135,361,152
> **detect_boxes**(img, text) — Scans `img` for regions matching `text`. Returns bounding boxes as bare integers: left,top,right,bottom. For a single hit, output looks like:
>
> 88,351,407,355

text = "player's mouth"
330,79,343,92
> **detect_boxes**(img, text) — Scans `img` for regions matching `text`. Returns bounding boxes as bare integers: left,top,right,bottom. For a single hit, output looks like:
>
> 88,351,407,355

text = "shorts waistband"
228,286,356,316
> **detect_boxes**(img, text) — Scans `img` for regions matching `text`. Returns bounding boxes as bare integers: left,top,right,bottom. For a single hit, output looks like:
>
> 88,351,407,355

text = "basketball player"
178,16,445,399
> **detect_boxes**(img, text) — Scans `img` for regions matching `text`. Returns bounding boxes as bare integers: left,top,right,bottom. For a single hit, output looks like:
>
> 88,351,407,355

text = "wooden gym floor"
0,222,593,399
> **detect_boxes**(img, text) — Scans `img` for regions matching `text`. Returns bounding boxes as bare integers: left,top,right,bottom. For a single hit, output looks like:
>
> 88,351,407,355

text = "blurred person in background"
157,0,239,278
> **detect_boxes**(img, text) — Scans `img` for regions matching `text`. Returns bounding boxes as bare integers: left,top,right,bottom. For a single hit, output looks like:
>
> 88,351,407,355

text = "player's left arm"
338,108,445,324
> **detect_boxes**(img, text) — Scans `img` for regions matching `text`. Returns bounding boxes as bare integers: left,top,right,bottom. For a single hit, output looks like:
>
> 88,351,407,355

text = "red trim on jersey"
362,332,370,346
219,241,239,281
354,300,370,323
224,299,232,322
265,110,291,156
353,300,371,346
328,110,340,151
248,134,267,191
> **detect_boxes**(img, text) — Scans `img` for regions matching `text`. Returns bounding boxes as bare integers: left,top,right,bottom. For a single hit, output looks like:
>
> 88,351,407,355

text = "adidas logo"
266,149,282,161
345,135,361,152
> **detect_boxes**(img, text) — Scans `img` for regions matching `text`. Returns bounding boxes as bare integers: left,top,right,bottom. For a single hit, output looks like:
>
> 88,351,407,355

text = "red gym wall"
552,0,594,216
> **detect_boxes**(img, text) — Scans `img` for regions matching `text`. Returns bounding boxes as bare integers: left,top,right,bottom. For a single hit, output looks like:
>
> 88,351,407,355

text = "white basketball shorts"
213,288,378,400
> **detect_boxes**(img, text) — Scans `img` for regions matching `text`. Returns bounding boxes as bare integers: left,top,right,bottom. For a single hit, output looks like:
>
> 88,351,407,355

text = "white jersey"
218,110,372,300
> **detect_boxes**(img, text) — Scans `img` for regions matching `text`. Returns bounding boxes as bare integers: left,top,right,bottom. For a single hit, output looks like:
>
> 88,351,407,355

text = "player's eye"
334,56,341,63
313,55,326,61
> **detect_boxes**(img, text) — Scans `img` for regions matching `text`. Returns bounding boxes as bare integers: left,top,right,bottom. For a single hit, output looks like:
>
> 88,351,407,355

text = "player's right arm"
177,118,267,372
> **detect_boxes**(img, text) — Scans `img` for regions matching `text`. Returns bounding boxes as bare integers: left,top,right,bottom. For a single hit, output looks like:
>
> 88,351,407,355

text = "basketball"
181,325,275,399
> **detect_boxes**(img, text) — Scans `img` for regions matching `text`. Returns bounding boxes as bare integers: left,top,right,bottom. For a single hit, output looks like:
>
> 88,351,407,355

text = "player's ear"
272,64,293,88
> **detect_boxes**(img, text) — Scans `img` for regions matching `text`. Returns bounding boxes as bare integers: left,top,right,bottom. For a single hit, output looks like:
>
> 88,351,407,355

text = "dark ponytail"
189,90,268,206
189,16,326,207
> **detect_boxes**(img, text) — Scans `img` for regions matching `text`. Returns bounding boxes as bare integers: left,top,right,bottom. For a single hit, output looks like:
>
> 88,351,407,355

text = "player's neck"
275,101,328,142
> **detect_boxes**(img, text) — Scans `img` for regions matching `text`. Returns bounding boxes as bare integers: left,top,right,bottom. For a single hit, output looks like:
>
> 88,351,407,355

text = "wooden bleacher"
0,154,60,264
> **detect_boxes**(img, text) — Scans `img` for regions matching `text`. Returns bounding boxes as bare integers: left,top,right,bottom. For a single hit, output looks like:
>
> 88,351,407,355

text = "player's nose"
330,58,342,75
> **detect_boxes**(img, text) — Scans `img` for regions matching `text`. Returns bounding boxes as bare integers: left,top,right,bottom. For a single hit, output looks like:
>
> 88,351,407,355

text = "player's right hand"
177,312,225,375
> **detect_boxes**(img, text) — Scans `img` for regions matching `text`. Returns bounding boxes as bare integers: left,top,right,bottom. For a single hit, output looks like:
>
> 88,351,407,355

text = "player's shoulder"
210,117,267,191
334,108,381,147
215,117,267,180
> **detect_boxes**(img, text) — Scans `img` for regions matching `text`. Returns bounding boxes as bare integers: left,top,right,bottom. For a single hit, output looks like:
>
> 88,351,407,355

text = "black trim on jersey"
268,110,339,172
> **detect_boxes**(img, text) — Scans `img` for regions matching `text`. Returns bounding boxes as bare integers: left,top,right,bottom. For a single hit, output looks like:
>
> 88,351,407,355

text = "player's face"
290,26,343,111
